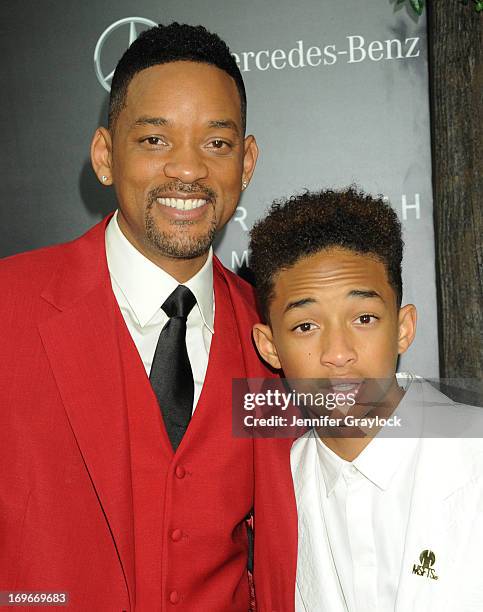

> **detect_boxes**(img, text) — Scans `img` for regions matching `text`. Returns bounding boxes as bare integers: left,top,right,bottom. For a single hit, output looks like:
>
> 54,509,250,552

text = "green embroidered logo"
412,549,439,580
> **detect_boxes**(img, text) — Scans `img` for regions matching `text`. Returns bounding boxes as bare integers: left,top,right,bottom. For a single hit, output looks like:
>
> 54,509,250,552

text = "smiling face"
91,61,258,275
253,248,417,415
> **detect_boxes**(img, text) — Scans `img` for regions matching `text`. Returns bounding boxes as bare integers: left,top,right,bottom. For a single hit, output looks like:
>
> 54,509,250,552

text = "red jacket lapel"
38,218,135,607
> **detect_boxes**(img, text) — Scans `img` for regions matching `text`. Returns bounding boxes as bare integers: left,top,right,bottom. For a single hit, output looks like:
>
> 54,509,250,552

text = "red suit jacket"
0,218,297,611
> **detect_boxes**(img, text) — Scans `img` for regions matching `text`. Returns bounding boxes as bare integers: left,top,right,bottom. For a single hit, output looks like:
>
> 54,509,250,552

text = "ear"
241,135,259,188
252,323,281,370
397,304,417,355
90,127,113,185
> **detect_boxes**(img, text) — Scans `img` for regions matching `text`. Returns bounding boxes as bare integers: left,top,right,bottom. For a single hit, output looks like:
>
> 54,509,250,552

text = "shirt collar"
316,375,420,495
352,434,418,492
105,210,214,332
315,435,348,496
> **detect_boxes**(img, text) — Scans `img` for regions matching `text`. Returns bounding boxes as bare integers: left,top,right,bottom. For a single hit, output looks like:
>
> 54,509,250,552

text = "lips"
330,381,361,392
328,379,364,401
156,197,207,211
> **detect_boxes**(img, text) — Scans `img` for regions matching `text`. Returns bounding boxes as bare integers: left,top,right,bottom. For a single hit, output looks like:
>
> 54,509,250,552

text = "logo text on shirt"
412,549,439,580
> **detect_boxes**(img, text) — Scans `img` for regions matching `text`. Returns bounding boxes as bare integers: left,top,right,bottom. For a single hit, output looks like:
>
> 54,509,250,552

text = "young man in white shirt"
249,186,483,612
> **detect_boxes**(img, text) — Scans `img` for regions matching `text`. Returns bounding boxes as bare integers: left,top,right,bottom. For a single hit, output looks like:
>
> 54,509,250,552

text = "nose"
319,325,357,370
163,143,209,184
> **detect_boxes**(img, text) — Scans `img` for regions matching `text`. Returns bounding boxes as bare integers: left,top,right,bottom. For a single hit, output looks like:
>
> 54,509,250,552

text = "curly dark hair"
249,186,404,322
108,22,246,131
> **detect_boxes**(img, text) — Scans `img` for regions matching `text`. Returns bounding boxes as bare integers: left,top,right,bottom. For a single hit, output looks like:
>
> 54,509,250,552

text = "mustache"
148,181,217,203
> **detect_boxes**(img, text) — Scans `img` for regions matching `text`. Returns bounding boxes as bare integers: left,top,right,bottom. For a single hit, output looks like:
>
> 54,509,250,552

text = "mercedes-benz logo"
94,17,158,92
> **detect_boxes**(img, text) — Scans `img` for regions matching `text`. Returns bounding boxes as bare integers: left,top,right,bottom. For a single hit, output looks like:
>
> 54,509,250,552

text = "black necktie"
150,285,197,450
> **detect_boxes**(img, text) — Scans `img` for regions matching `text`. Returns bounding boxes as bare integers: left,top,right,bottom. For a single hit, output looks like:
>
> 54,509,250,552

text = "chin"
147,227,214,258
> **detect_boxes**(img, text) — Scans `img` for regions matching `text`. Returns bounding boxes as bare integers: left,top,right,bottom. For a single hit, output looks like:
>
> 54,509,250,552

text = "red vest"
121,266,253,610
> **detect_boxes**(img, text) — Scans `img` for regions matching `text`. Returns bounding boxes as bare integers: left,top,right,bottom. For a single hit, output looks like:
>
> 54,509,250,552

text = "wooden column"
427,2,482,403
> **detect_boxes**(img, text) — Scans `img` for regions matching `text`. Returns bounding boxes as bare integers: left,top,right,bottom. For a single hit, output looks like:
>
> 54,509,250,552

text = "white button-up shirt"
105,210,214,411
292,377,422,611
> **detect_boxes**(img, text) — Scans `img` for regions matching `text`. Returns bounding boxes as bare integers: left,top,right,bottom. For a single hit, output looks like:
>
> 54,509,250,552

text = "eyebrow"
284,297,317,313
132,116,170,128
283,290,383,314
348,289,384,301
208,119,240,135
131,116,240,135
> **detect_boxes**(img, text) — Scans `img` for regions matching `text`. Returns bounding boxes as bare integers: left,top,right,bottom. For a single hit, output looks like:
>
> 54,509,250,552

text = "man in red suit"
0,23,296,611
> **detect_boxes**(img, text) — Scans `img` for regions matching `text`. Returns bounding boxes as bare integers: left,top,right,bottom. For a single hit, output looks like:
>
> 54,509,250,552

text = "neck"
317,376,405,462
319,436,369,462
149,252,209,283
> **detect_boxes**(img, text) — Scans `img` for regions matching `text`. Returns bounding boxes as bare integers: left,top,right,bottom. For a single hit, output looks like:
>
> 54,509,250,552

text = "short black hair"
249,186,404,322
108,22,246,132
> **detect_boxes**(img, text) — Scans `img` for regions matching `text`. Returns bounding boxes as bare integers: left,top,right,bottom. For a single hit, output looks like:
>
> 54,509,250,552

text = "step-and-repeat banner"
0,1,437,376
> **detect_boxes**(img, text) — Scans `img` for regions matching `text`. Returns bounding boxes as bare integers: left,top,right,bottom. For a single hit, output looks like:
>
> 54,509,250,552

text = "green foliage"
396,0,424,16
399,0,482,15
410,0,424,15
459,0,483,10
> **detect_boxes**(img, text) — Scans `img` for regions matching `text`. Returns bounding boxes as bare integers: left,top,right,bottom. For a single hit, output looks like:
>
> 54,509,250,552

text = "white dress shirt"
292,376,423,612
105,210,214,411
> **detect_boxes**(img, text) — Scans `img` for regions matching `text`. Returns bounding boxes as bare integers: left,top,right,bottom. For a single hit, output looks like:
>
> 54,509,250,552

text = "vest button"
169,590,180,604
175,465,186,479
171,528,182,542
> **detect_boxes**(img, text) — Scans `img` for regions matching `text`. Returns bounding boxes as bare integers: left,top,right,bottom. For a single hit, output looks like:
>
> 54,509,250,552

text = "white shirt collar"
316,375,420,495
105,210,214,331
315,436,348,496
